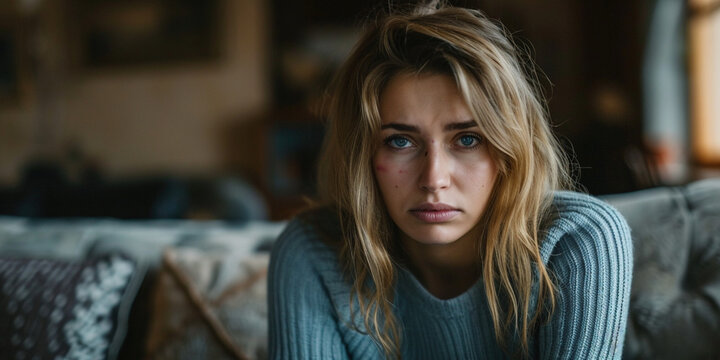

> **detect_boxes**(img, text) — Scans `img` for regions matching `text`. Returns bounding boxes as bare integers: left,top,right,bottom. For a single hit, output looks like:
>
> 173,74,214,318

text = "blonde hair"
317,3,571,358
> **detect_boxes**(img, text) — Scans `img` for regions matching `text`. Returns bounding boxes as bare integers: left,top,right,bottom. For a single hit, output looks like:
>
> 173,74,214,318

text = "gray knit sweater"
268,191,633,359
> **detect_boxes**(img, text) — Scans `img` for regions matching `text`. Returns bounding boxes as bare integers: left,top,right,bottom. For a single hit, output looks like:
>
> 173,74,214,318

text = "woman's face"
373,73,497,247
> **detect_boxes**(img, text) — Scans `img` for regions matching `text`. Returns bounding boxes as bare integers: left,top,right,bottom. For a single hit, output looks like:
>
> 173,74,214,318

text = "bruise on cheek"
375,164,388,173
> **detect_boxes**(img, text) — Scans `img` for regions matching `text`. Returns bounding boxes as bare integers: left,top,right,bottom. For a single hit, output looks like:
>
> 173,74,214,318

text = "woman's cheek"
467,158,498,189
374,157,406,190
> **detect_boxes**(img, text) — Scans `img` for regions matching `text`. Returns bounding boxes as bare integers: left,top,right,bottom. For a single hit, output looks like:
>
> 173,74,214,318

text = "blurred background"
0,0,718,221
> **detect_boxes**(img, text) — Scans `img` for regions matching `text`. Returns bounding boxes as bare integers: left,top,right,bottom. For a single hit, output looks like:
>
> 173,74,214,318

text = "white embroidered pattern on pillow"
59,256,134,360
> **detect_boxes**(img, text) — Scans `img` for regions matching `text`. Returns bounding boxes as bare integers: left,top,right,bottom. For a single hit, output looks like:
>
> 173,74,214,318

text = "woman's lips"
409,203,461,223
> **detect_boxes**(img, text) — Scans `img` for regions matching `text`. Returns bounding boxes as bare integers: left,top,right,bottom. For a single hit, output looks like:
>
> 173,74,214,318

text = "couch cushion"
604,178,720,359
0,254,145,360
678,179,720,358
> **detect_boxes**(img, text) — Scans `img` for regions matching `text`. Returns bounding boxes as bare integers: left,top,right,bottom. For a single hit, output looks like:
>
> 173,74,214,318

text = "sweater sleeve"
268,218,350,359
538,194,633,359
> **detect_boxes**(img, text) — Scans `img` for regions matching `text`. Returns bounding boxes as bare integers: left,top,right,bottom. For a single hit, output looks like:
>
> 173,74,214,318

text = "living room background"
0,0,717,220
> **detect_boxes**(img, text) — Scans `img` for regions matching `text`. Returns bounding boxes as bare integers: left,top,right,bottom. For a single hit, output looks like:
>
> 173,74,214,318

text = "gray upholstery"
604,178,720,360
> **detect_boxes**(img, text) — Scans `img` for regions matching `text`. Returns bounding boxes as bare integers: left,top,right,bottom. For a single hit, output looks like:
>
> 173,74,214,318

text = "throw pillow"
0,254,144,360
145,248,269,360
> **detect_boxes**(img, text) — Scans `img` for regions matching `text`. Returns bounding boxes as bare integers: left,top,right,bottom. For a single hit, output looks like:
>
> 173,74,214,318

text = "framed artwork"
74,0,220,67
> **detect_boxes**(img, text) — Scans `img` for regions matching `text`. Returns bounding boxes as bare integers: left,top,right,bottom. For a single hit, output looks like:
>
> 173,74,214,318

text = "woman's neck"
400,229,482,299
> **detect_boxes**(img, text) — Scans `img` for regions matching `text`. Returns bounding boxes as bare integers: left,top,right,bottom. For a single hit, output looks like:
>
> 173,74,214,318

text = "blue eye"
458,134,481,147
386,136,412,149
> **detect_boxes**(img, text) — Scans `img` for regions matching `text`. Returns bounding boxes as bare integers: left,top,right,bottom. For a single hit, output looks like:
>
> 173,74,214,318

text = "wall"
0,0,269,185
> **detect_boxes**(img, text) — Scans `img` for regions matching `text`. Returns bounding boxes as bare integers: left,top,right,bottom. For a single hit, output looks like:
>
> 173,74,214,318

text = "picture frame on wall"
73,0,221,68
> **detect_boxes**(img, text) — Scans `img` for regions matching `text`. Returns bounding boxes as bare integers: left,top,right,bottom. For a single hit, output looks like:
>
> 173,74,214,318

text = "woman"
268,3,633,359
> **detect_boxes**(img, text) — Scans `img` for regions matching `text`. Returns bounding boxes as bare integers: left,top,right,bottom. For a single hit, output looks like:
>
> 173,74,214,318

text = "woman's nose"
418,147,451,192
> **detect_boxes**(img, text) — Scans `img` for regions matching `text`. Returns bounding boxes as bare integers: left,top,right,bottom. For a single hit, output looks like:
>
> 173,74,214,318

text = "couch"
0,217,285,360
0,178,718,359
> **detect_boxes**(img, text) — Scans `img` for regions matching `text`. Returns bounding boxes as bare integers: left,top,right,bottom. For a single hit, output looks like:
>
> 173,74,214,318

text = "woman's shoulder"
550,190,624,217
539,190,633,266
269,207,354,313
270,206,344,276
536,191,633,359
278,206,343,248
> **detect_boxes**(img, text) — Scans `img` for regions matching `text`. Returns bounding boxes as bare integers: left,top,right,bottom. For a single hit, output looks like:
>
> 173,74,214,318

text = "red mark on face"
398,170,405,174
375,165,387,172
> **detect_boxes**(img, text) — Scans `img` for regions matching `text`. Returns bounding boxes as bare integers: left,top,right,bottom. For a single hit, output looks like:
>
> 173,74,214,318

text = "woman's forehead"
378,73,475,127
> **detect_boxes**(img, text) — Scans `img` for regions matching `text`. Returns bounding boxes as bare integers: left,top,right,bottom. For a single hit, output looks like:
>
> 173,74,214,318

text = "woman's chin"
400,227,466,247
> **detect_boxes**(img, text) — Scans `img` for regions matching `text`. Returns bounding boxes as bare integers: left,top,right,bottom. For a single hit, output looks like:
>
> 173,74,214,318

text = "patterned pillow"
0,254,144,360
145,248,269,360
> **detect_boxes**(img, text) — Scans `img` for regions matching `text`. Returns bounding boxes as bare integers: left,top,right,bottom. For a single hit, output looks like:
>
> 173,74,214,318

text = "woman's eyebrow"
380,120,477,132
380,123,420,132
444,120,478,131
